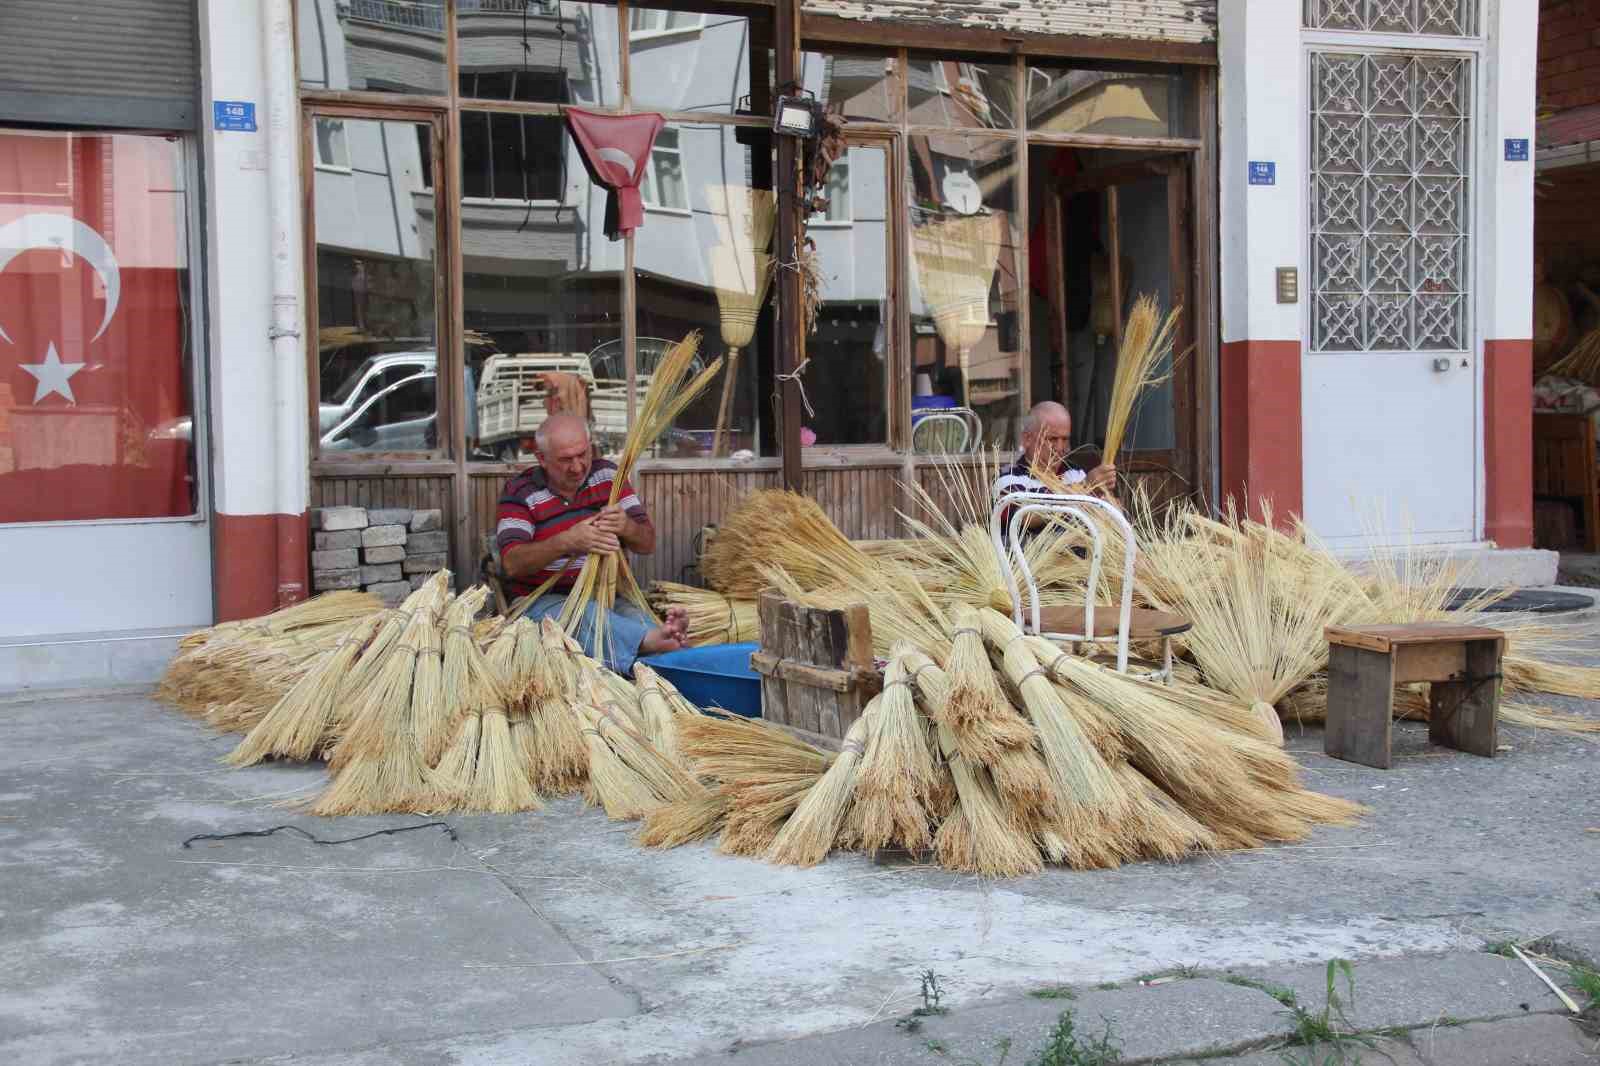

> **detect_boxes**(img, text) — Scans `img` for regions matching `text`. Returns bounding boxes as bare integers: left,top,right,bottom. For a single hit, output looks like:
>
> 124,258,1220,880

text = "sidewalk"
3,681,1598,1065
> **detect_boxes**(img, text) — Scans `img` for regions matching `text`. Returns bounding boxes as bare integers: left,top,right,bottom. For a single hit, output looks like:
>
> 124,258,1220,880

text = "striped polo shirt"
495,459,647,597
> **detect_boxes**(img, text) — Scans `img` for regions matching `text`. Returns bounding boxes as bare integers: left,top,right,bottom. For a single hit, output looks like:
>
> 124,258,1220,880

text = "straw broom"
944,607,1040,764
310,605,444,816
529,619,589,794
556,333,724,665
578,701,662,821
586,681,705,805
649,582,759,645
676,709,833,856
912,213,1003,406
709,243,775,457
853,656,937,854
638,793,731,848
632,663,688,768
410,601,449,765
897,647,1044,877
1101,294,1183,468
221,612,385,766
765,702,877,867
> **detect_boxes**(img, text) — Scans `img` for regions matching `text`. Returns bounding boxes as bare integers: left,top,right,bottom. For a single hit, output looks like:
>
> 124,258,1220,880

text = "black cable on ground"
180,821,457,850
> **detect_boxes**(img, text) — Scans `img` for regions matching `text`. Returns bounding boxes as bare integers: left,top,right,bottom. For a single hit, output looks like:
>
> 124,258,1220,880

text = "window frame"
313,117,352,172
638,126,689,213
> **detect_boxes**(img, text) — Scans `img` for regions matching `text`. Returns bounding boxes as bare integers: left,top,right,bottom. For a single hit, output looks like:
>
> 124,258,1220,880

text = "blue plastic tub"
639,642,762,717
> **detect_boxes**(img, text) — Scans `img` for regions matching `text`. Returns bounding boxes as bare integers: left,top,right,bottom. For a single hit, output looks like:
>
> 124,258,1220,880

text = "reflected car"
319,351,437,434
321,370,438,452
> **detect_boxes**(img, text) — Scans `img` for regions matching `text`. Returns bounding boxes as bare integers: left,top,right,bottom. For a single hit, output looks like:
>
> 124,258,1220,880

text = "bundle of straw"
648,582,759,646
853,656,937,854
529,619,589,794
701,490,872,600
1101,294,1183,468
765,704,876,867
675,709,833,856
556,333,724,665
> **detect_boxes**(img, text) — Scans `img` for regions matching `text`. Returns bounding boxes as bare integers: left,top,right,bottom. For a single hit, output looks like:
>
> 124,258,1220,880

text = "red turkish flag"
0,131,193,522
567,109,665,239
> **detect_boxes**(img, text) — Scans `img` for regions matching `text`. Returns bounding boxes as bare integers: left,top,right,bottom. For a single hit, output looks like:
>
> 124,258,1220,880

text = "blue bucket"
639,642,762,717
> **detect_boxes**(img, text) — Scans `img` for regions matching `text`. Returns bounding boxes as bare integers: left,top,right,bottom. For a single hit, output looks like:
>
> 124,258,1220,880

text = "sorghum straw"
854,656,937,854
944,607,1039,763
765,702,877,867
1102,294,1183,469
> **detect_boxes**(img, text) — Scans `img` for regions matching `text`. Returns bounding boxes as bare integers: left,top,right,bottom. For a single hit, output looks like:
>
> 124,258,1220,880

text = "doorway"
1027,145,1197,504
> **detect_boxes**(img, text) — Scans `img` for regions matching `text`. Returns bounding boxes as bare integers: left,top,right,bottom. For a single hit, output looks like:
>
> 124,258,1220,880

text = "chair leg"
1161,638,1173,684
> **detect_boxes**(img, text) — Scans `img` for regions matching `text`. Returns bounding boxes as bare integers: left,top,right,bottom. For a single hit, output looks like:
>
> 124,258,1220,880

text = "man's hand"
591,504,627,536
565,516,621,555
1087,463,1116,493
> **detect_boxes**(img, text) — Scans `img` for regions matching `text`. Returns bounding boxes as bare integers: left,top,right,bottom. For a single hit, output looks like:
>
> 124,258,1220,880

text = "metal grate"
1308,51,1471,353
1304,0,1478,36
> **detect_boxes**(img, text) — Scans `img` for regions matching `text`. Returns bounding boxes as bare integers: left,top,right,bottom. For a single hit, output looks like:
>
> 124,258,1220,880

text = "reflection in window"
639,128,686,211
798,49,899,123
627,5,768,117
315,118,350,170
805,146,888,447
297,0,447,96
908,57,1017,130
461,112,565,202
907,134,1021,451
455,3,618,107
1026,65,1190,139
0,129,197,522
312,119,440,455
459,113,622,463
636,125,775,457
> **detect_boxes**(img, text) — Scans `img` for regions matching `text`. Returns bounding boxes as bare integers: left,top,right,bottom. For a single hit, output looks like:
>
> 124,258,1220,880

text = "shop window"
627,4,770,118
1025,64,1193,140
908,56,1017,131
636,124,776,457
805,145,889,447
639,128,687,212
297,0,447,97
0,129,198,523
454,3,620,107
461,111,565,202
310,117,441,456
799,48,900,124
906,133,1022,451
314,118,351,171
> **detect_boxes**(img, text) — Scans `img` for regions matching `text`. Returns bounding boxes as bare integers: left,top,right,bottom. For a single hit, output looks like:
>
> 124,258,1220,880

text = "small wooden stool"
1324,623,1505,769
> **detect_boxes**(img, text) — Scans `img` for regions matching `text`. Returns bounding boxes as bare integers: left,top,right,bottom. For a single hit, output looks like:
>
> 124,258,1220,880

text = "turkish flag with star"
0,130,193,522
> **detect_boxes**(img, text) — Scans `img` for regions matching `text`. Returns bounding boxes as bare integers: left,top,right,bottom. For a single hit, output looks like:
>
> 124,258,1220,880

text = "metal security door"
1303,47,1477,545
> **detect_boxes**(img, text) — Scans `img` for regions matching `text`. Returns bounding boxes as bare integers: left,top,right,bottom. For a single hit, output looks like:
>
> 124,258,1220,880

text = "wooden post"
774,0,803,491
1429,637,1502,757
1325,643,1396,770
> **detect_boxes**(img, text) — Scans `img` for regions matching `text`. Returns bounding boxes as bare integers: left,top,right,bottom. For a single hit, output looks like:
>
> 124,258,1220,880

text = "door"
0,128,211,637
1303,49,1477,546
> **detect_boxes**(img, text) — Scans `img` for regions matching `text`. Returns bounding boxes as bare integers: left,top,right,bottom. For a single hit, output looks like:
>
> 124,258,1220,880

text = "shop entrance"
1027,146,1198,506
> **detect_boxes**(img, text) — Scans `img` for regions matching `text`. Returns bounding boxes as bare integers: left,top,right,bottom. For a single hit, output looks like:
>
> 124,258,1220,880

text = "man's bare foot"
640,622,687,656
662,607,690,643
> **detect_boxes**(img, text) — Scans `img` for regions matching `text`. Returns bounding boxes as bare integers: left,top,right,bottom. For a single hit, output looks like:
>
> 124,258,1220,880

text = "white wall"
1480,0,1536,343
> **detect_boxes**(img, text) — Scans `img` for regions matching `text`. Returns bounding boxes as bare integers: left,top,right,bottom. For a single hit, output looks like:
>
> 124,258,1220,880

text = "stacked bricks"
311,507,449,606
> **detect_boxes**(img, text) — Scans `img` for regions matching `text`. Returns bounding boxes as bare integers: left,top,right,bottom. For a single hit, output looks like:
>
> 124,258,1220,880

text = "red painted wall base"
213,511,309,622
1484,339,1533,549
1218,339,1304,526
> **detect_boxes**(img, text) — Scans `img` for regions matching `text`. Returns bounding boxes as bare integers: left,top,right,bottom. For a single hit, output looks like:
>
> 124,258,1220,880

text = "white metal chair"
912,407,984,454
989,487,1190,681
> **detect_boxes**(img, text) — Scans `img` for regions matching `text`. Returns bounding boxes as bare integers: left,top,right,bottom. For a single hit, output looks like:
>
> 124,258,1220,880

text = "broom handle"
712,346,743,457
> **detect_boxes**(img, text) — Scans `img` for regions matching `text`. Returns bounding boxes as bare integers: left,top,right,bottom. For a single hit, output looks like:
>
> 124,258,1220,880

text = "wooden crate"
752,590,881,748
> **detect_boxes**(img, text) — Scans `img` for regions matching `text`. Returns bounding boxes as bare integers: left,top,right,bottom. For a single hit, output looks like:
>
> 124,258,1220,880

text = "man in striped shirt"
496,413,688,674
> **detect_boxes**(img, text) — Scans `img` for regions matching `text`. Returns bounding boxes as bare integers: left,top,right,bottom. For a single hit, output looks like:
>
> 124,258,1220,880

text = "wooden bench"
1324,623,1505,769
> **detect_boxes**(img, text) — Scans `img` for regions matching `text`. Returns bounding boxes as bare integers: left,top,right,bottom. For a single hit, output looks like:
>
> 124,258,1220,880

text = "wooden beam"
800,12,1218,66
1106,184,1123,353
776,0,804,491
1065,153,1186,194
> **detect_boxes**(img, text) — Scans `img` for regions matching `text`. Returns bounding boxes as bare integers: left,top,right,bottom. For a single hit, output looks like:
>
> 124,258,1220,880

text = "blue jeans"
522,594,655,676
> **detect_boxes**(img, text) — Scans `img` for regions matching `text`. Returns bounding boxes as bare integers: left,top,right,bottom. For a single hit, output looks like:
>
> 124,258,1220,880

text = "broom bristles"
765,704,876,867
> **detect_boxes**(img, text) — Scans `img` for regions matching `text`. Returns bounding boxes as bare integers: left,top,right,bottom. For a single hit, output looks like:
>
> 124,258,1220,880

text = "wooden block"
1393,641,1467,684
1325,643,1397,769
1429,638,1502,758
1327,623,1504,653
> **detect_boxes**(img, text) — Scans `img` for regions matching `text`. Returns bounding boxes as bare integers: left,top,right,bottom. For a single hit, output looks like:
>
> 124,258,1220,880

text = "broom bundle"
676,709,833,856
853,656,938,854
1101,294,1184,468
556,333,724,665
912,213,1003,358
648,582,759,645
765,705,876,867
709,242,775,457
702,490,875,600
526,619,590,794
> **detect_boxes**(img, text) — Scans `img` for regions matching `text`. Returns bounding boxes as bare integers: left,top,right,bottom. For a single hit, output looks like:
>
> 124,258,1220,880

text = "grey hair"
534,412,590,452
1021,401,1069,437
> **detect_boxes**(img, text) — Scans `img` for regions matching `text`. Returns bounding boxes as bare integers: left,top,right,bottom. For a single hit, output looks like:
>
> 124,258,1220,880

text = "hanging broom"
764,702,877,867
912,213,1003,410
709,243,775,457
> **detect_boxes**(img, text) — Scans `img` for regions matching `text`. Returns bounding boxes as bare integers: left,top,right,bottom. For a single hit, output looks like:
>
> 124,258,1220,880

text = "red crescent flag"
566,109,665,239
0,131,192,523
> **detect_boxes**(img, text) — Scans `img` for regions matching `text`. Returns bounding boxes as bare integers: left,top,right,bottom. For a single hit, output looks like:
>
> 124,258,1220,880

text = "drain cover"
1445,588,1594,614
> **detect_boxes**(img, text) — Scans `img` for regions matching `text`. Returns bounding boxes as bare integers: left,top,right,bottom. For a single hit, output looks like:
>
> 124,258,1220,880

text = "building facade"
0,0,1538,684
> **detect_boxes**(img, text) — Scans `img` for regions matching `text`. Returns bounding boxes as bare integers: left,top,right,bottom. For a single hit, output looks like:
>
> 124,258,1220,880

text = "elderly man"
996,401,1117,502
496,413,688,675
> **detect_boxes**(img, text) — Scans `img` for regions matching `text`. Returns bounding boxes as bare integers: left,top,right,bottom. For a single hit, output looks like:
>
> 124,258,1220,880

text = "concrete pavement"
2,678,1597,1065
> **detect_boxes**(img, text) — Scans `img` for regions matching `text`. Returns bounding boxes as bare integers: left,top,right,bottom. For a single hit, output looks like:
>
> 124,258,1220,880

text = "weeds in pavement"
1029,986,1077,1000
1094,982,1119,991
1222,973,1299,1008
896,969,951,1036
1568,963,1600,1011
924,1036,1015,1066
1278,959,1377,1066
1031,1008,1121,1066
1482,940,1517,959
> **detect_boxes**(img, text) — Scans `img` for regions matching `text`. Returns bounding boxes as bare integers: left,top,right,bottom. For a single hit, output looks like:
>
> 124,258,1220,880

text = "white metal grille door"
1304,0,1477,37
1302,46,1477,545
1310,51,1470,354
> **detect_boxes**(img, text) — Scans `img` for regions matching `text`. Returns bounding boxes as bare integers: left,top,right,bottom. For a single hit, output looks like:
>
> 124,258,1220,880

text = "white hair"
535,413,590,452
1021,401,1069,437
